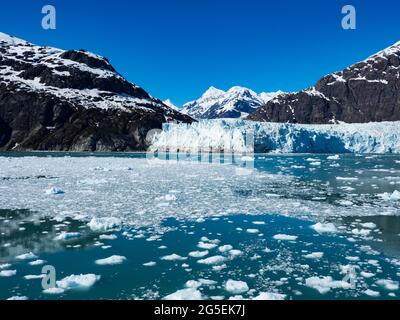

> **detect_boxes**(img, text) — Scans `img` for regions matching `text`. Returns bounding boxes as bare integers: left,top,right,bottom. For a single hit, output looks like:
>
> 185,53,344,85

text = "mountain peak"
181,86,282,120
163,99,179,110
0,32,27,46
248,40,400,124
365,40,400,62
202,86,225,98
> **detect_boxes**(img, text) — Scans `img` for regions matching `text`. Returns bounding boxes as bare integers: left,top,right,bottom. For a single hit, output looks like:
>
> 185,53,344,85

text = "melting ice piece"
225,279,249,294
95,255,126,266
56,274,101,291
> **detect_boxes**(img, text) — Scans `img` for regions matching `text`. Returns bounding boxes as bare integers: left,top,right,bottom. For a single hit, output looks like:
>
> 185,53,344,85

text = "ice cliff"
150,120,400,154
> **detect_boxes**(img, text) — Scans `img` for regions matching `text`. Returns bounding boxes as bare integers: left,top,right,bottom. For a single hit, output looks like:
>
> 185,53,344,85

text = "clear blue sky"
1,0,399,105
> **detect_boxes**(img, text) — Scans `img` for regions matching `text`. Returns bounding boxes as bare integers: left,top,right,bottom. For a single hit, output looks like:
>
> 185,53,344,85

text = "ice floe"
197,255,227,265
225,280,249,294
273,234,298,241
56,274,101,291
16,252,38,260
305,276,352,294
161,254,187,261
95,255,126,266
0,270,17,277
311,223,338,234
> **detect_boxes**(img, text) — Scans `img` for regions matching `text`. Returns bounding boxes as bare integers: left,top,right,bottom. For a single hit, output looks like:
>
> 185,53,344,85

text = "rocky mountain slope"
248,41,400,124
181,86,283,119
0,32,192,151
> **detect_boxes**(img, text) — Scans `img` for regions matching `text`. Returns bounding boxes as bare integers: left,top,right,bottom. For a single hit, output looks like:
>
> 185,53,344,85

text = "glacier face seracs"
150,119,400,154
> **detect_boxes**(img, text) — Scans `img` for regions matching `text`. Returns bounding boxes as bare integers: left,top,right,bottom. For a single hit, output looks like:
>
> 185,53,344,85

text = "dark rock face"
248,41,400,124
0,33,193,151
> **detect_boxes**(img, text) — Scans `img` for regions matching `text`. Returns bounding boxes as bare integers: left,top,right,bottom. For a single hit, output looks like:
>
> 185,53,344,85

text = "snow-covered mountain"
180,86,283,119
0,32,192,151
248,40,400,124
162,99,179,111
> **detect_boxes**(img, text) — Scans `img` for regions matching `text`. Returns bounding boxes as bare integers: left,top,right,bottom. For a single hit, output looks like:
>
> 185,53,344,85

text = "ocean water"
0,153,399,300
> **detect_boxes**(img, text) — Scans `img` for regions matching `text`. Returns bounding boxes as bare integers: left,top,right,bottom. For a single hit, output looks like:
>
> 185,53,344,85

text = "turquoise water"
0,153,399,300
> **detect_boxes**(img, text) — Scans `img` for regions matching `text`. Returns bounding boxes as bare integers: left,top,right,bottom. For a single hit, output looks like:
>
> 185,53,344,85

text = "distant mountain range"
248,41,400,123
179,86,283,119
0,32,192,151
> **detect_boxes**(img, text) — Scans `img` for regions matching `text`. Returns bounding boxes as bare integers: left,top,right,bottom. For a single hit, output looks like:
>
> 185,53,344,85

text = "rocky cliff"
248,41,400,124
0,32,193,151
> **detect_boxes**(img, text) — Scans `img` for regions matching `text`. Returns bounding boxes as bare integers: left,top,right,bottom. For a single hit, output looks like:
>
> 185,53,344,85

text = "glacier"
150,120,400,154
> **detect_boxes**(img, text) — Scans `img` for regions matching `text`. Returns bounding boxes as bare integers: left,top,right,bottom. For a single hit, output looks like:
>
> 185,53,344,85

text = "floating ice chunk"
56,274,101,291
229,249,243,257
143,261,157,267
99,234,118,240
377,190,400,201
305,276,352,294
0,270,17,277
246,229,260,234
197,242,217,250
198,255,227,265
252,292,286,300
164,288,203,300
24,274,45,280
364,289,380,297
360,222,377,229
45,187,64,195
225,279,249,294
376,279,399,291
87,217,121,232
218,245,233,253
16,252,38,260
95,255,126,265
189,250,209,258
336,177,358,181
54,232,81,241
7,296,29,300
198,279,218,286
311,222,338,234
273,234,298,241
156,194,177,202
210,296,225,300
229,295,244,300
327,155,340,160
0,263,11,269
185,280,202,289
360,271,375,278
212,264,227,271
351,228,371,237
346,256,360,262
263,247,273,253
304,252,324,260
43,287,65,295
338,200,354,206
29,260,45,266
161,254,187,261
252,221,266,225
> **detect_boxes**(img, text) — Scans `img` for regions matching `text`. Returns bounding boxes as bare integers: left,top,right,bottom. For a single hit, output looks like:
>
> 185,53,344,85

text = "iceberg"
150,120,400,154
